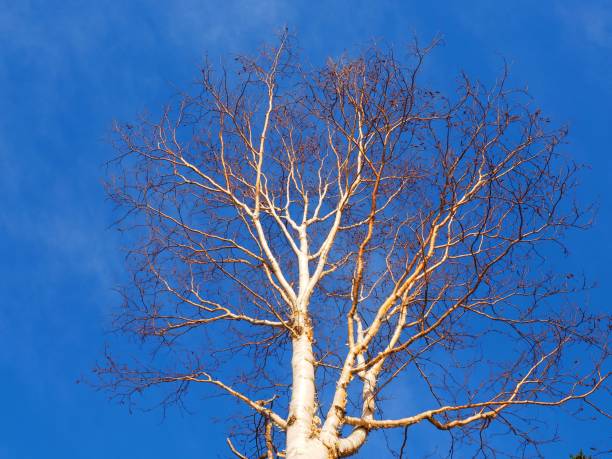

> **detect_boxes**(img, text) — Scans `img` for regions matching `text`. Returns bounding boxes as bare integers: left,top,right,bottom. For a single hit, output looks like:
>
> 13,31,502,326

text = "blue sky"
0,1,610,457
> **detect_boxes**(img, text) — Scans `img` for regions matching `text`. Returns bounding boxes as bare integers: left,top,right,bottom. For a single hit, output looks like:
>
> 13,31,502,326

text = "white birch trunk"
286,333,331,459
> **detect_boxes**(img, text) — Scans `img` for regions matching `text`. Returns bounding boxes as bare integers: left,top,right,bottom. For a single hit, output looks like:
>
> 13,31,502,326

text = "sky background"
0,1,610,458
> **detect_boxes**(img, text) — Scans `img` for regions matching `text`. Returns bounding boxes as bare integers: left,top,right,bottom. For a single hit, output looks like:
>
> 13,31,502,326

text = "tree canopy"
100,35,609,458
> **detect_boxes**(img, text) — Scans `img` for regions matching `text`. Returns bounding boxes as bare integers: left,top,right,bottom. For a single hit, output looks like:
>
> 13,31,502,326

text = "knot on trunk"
334,404,346,419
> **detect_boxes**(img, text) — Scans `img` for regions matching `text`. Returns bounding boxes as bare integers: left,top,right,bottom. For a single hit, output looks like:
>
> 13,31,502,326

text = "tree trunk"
286,438,330,459
285,333,333,459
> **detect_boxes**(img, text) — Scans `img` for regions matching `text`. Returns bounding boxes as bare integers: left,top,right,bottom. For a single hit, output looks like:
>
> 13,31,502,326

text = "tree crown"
100,36,609,458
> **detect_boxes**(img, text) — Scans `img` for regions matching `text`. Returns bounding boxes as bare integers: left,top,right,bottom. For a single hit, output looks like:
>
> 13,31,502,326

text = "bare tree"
100,35,609,458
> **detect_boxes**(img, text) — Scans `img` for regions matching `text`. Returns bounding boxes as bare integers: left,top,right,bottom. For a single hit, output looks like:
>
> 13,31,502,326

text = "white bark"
286,333,331,459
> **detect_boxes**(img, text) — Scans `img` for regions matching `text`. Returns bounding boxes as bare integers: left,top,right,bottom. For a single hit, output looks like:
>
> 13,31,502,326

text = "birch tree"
100,36,609,458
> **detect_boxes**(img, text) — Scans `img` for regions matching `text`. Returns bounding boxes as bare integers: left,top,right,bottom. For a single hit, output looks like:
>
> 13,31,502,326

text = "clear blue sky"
0,1,610,458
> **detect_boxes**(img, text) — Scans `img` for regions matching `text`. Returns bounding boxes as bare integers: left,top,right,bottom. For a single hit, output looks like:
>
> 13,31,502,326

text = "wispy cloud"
557,0,612,48
163,0,294,51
